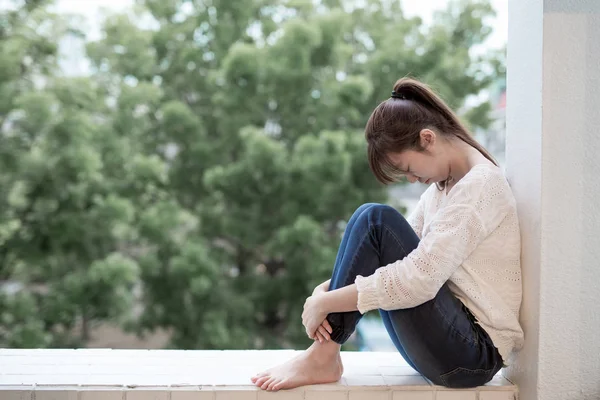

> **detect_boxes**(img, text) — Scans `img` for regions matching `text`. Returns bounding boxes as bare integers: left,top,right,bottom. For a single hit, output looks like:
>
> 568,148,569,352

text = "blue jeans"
325,203,503,388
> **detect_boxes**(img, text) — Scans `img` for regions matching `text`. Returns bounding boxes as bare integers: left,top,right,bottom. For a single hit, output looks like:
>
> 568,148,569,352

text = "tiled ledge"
0,349,517,400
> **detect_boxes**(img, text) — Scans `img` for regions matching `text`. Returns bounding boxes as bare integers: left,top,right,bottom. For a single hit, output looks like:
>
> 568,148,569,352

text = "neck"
447,139,484,182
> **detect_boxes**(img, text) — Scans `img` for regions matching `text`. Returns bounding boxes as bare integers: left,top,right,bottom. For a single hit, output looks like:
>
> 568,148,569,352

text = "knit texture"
355,164,524,363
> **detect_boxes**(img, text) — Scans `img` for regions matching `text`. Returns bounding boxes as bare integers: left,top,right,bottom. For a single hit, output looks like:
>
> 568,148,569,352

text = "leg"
324,203,502,387
329,203,380,279
325,203,420,344
250,340,343,391
382,286,503,387
379,309,419,370
250,203,500,390
249,204,383,391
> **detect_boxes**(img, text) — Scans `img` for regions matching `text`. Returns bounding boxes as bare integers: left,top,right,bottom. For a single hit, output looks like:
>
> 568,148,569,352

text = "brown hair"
365,77,497,190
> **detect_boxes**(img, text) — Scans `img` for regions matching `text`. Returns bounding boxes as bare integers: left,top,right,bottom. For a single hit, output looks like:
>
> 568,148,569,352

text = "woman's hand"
309,280,333,343
312,279,330,296
302,294,332,343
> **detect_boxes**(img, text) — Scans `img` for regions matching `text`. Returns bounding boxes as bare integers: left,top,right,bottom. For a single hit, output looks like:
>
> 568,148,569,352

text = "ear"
419,129,436,150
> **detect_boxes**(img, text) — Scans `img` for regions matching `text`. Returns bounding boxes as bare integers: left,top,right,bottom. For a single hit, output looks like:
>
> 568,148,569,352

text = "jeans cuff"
327,314,355,344
330,328,352,344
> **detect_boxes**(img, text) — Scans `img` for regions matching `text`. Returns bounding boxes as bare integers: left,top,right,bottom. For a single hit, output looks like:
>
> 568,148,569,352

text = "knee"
354,203,381,215
360,204,407,226
362,203,398,218
347,203,379,222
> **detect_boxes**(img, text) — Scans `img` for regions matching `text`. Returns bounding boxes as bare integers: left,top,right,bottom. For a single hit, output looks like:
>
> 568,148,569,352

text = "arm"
313,279,331,295
322,283,359,313
354,173,512,314
317,203,485,316
406,195,426,239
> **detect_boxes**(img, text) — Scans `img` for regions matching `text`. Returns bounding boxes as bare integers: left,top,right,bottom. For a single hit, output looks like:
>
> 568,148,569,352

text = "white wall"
506,1,600,399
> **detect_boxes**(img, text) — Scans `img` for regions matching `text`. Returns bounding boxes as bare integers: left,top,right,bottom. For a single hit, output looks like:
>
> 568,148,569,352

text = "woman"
251,77,524,390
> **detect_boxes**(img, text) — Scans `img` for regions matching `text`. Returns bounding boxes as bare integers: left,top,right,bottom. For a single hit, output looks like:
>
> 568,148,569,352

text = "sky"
48,0,507,76
51,0,508,47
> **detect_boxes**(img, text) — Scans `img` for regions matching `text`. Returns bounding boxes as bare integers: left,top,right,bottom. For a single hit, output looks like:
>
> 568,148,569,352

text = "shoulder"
420,182,439,200
448,164,514,209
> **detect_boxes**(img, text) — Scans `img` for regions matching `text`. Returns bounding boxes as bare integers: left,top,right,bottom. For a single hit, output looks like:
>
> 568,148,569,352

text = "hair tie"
391,90,405,100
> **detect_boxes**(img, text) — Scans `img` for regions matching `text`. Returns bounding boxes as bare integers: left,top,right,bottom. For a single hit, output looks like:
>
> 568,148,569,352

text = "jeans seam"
439,366,495,387
433,301,477,346
333,228,372,340
346,228,372,284
379,223,409,256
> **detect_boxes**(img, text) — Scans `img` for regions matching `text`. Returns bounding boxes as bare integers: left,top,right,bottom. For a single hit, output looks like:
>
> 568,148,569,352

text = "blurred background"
0,0,507,351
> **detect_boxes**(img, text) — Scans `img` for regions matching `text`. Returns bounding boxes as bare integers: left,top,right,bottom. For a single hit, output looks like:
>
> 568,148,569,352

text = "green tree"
0,1,167,346
0,0,503,349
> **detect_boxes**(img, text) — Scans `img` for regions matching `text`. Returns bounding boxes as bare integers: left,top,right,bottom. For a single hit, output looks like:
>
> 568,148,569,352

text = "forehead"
387,150,421,166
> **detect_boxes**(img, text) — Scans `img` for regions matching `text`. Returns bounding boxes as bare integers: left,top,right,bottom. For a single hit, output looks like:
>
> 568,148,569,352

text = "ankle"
308,340,341,361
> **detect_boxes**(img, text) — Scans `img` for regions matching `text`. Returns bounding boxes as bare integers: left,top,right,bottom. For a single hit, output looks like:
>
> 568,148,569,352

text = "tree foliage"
0,0,503,349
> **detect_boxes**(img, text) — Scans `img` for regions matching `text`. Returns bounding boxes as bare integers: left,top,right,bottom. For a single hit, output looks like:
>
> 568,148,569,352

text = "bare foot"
251,341,344,391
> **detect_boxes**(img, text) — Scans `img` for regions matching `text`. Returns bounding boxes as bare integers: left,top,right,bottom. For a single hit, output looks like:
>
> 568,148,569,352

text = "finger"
314,331,323,343
318,325,331,341
322,319,333,334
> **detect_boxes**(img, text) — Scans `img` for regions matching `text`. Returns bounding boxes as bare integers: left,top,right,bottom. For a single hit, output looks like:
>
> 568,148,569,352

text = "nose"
406,174,418,184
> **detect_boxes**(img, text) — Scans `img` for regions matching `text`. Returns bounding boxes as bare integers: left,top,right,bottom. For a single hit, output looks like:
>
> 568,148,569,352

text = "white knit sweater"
355,164,524,363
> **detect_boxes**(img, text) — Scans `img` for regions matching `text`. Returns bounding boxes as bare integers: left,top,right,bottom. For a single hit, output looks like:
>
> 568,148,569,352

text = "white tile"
345,375,386,387
380,367,420,376
304,380,347,391
7,375,84,385
34,388,79,400
482,375,516,389
0,388,33,400
80,389,124,400
479,392,517,400
392,392,433,400
371,353,409,367
0,376,36,385
203,374,255,386
126,389,169,400
257,388,303,400
383,376,429,387
342,365,382,376
305,391,347,400
349,391,390,400
171,388,214,400
435,391,477,400
214,386,258,400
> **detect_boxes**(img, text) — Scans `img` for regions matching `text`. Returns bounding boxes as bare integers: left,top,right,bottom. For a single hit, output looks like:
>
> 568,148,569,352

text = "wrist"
319,291,334,314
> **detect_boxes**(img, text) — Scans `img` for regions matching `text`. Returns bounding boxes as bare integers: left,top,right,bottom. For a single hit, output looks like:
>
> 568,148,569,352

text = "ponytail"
365,77,497,189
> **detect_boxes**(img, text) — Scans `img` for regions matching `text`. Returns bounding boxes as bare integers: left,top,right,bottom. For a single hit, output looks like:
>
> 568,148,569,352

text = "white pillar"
506,1,600,399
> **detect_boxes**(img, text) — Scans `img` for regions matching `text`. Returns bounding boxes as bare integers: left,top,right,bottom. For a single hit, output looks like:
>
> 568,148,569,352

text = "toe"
261,377,275,390
255,376,270,388
253,371,269,380
267,378,281,391
273,378,288,391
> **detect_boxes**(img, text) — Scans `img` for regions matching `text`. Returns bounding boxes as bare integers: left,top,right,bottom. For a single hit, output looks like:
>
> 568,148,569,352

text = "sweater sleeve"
355,171,510,313
406,194,425,239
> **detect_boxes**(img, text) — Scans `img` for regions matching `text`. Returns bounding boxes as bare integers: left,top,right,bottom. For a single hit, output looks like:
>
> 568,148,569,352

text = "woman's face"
387,130,451,185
